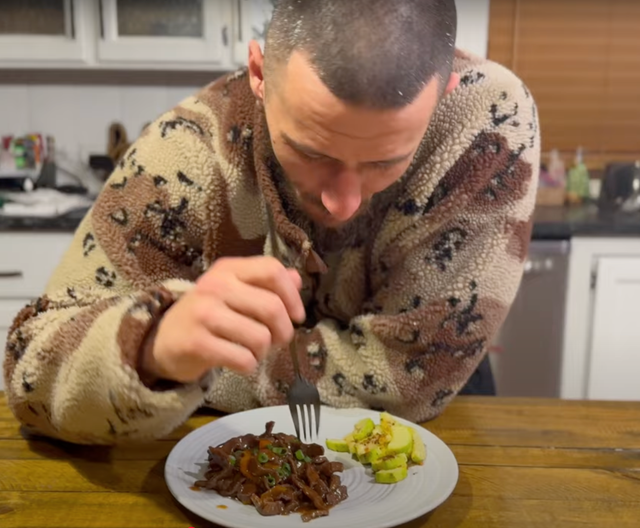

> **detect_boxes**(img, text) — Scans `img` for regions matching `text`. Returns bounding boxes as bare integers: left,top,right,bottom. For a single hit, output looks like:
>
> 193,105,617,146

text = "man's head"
248,0,459,229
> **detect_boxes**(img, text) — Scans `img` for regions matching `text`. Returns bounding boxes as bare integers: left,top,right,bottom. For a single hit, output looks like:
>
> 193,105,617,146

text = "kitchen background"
1,0,639,400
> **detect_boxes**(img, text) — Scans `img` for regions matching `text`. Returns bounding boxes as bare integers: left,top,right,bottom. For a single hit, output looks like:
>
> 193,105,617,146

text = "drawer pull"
0,271,23,278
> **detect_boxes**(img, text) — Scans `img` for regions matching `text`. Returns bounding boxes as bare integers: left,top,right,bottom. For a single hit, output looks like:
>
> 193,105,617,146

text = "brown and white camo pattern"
3,50,540,444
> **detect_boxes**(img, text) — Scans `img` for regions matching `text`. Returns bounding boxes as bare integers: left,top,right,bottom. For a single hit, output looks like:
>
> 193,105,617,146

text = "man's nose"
321,170,362,222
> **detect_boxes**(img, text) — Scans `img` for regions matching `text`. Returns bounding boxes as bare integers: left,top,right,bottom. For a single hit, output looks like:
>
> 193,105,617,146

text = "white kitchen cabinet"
0,0,491,70
0,299,31,392
587,257,640,400
561,238,640,401
97,0,231,66
232,0,275,65
0,232,73,392
0,233,73,298
0,0,92,64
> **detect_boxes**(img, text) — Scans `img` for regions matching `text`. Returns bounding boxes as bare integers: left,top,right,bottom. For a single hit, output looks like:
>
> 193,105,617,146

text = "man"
3,0,539,444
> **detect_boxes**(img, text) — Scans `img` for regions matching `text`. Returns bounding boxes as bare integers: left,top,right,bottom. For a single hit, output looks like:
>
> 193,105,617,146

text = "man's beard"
273,169,403,258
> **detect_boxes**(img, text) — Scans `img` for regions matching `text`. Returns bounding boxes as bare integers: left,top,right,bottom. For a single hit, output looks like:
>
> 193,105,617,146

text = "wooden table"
1,393,640,528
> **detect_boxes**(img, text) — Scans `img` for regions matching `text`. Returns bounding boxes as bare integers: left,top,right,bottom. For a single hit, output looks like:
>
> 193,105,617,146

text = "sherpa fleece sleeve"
2,96,223,444
232,61,540,423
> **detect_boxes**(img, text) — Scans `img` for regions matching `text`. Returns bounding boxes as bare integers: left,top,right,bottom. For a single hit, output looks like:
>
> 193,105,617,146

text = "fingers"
211,257,306,323
286,268,303,291
191,330,258,375
239,257,305,323
222,283,296,346
195,300,275,360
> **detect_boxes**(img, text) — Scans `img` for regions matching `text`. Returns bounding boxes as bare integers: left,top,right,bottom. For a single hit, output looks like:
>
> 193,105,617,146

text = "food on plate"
326,412,426,483
374,466,408,484
193,421,348,522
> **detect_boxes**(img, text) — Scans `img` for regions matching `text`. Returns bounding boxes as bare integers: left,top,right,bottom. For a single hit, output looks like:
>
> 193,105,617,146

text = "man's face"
250,46,455,229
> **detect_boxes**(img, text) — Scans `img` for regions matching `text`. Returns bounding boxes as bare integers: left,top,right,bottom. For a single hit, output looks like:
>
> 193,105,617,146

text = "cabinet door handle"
222,25,229,46
237,0,243,41
0,271,23,278
98,0,105,39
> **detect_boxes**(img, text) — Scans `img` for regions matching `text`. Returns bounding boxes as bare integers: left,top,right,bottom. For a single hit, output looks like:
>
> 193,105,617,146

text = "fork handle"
289,338,302,377
267,205,304,378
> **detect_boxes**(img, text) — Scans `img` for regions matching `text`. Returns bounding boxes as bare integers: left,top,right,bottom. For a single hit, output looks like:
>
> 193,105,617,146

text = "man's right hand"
141,256,305,384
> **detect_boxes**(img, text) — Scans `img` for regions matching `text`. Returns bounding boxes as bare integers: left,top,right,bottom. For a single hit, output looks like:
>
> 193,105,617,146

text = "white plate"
165,406,458,528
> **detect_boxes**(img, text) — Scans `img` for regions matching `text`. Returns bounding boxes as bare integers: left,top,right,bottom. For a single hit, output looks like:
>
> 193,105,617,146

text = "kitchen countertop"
2,394,639,527
0,206,90,232
2,204,640,240
532,204,640,239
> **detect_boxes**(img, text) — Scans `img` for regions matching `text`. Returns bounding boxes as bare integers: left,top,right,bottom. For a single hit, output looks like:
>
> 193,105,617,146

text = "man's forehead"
273,51,441,141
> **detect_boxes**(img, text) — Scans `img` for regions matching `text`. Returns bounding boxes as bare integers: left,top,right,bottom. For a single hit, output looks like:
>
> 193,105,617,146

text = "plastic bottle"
547,149,566,188
566,147,590,204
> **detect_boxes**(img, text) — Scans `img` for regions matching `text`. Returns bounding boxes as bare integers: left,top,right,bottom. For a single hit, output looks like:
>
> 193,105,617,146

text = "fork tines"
289,400,321,442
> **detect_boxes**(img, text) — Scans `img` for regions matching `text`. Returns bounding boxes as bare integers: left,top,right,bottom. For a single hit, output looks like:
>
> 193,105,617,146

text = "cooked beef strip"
193,422,347,521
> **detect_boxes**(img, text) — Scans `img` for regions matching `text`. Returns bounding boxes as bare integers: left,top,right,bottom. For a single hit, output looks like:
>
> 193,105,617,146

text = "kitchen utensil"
265,206,321,442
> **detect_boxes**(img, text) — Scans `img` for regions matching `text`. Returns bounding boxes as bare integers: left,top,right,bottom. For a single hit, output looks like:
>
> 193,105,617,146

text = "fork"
265,206,322,443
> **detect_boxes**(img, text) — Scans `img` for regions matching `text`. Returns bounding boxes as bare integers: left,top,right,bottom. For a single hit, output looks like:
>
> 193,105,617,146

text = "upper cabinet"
0,0,90,64
0,0,274,70
232,0,275,66
97,0,230,66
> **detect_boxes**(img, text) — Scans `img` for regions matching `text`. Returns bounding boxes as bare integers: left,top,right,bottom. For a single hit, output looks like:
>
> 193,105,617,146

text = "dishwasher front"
488,239,570,398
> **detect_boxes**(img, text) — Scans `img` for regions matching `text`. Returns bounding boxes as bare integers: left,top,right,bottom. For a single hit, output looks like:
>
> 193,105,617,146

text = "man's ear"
444,72,460,96
248,40,266,101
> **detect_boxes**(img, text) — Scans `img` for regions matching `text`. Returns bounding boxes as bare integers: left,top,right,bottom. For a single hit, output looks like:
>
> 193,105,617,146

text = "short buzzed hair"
264,0,457,109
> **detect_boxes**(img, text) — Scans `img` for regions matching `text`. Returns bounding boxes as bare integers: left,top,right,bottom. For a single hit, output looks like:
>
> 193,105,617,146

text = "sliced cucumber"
410,428,426,464
372,453,408,472
326,438,350,452
352,417,375,441
375,465,408,484
361,445,384,464
380,412,397,432
387,425,413,455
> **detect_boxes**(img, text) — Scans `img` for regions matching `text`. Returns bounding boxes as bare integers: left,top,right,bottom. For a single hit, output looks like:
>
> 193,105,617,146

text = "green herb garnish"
258,452,269,464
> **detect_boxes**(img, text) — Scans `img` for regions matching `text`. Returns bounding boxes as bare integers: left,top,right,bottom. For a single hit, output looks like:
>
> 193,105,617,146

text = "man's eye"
370,163,394,172
301,151,325,162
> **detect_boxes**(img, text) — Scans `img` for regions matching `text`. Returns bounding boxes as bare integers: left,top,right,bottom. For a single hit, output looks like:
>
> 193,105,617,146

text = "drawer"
0,299,27,327
0,233,73,298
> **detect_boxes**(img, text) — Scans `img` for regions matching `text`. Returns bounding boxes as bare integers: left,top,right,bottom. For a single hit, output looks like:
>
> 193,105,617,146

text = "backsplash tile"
120,86,170,141
0,85,29,135
0,84,199,180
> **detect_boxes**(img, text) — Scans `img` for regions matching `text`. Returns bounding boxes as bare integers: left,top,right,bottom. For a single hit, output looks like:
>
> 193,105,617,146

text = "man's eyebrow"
281,132,413,166
281,133,333,159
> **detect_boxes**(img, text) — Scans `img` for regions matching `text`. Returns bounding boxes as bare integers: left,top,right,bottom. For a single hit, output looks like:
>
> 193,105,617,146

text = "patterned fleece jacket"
3,50,539,444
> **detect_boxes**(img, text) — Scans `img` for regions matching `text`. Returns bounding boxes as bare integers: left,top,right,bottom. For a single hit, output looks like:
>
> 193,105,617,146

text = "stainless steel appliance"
489,239,570,397
598,161,640,212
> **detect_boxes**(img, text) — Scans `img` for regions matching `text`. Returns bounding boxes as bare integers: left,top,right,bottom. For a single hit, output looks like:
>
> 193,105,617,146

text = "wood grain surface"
1,394,639,527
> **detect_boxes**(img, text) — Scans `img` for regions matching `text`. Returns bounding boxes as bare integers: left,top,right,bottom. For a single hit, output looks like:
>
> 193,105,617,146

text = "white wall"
0,84,200,185
0,0,490,183
455,0,490,58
